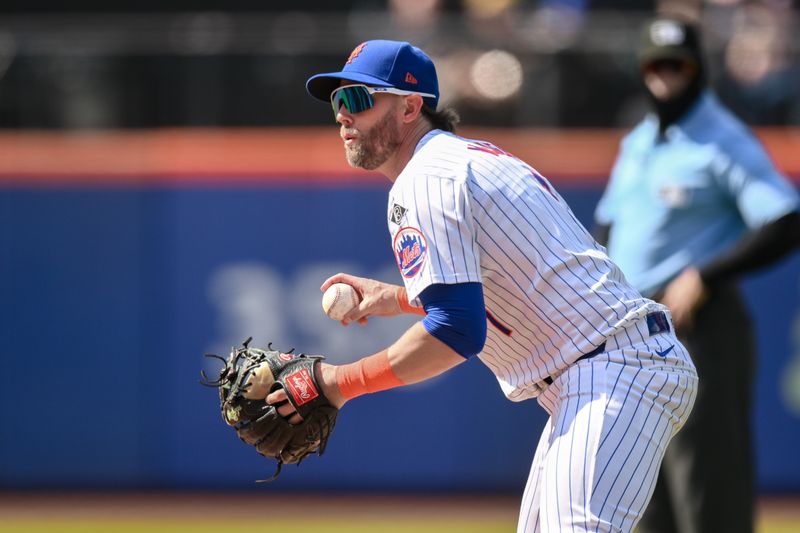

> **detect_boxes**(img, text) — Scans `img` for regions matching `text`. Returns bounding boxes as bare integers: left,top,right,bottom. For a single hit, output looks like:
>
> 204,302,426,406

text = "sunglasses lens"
331,86,374,115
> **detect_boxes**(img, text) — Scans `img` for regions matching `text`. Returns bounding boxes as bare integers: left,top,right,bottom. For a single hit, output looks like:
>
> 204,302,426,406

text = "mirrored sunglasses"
330,84,436,117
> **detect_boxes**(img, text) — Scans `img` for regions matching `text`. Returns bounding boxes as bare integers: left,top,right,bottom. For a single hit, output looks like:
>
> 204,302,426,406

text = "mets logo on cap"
346,42,367,64
394,227,428,278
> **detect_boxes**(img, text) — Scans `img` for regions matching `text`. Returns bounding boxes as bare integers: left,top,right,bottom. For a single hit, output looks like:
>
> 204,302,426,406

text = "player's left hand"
267,388,304,425
266,362,346,419
201,339,339,481
660,267,707,331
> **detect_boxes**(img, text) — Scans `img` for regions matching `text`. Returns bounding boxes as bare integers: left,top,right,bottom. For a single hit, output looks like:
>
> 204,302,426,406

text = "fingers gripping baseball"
322,282,363,322
321,273,405,324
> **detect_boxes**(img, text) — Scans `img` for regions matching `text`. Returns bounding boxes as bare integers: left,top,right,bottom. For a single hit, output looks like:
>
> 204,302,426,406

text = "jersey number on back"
467,141,558,200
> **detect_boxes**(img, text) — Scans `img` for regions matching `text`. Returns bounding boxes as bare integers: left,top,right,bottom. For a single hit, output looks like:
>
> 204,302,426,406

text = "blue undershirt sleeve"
419,282,487,359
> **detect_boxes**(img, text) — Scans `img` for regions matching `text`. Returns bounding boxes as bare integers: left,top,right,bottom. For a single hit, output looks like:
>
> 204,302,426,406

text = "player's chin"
344,150,376,170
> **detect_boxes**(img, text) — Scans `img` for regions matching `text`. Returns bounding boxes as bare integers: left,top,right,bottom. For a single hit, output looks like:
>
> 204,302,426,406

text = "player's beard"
343,107,402,170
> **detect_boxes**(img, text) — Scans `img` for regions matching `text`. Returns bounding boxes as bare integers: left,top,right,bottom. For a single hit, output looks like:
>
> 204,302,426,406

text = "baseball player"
269,40,698,532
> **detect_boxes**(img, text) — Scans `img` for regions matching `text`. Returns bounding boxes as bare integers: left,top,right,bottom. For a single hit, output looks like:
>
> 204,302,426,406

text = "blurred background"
1,0,799,531
1,0,799,128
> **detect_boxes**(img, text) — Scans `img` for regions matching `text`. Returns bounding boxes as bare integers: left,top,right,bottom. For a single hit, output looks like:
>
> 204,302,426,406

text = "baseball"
322,283,361,321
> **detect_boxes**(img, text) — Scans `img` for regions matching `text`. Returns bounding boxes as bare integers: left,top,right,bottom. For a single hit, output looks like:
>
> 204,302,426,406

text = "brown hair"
421,104,460,133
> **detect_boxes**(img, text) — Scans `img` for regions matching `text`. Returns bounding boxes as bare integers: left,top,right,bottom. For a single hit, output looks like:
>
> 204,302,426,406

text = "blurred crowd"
0,0,796,128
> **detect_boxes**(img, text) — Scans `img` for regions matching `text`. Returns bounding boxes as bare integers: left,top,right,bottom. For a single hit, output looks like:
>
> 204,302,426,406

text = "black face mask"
643,61,706,133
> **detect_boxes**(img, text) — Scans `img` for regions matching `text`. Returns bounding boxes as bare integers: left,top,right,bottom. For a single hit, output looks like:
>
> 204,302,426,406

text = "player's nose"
336,106,354,127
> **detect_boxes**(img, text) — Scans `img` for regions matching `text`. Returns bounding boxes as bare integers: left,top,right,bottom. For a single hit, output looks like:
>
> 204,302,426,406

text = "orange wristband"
335,351,405,401
396,286,426,316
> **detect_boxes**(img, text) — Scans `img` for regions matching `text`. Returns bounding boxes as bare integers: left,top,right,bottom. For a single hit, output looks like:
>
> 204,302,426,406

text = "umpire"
594,16,800,533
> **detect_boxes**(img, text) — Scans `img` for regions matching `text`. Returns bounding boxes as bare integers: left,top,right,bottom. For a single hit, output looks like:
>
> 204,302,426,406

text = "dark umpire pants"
638,284,756,533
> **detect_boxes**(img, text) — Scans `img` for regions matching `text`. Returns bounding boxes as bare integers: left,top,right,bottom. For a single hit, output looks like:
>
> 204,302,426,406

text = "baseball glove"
201,337,338,482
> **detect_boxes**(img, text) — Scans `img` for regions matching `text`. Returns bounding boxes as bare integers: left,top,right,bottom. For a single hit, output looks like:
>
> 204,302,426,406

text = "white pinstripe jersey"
388,130,664,401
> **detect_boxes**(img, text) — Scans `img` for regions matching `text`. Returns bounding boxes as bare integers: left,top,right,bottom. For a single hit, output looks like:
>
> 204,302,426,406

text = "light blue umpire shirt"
595,91,799,297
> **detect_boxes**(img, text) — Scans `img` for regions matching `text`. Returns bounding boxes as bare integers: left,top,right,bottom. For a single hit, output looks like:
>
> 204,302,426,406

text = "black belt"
542,311,670,386
543,342,605,385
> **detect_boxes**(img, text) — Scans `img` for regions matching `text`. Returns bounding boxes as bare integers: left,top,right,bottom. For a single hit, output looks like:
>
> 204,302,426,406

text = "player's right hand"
320,273,404,325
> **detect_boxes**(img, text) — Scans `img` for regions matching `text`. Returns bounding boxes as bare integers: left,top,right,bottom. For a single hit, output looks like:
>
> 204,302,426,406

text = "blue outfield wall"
1,180,799,492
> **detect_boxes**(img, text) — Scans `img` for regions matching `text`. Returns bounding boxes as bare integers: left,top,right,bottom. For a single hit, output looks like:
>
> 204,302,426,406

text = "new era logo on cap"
405,72,418,84
650,20,686,46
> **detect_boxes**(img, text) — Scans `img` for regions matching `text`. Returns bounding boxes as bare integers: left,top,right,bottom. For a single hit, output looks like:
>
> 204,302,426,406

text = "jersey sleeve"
389,174,482,305
714,133,800,228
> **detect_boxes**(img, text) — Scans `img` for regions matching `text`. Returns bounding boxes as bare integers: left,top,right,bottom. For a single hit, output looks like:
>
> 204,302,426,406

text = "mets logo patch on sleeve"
393,227,428,278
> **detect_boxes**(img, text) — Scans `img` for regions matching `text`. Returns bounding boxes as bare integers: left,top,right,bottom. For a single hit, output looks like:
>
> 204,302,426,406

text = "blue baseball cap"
306,40,440,110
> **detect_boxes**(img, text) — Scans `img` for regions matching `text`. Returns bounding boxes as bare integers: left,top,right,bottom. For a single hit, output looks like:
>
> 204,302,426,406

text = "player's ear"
401,94,424,124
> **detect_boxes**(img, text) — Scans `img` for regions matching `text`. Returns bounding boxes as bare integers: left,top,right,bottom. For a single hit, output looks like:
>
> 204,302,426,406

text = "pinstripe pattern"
388,130,698,532
389,131,669,400
517,322,697,532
